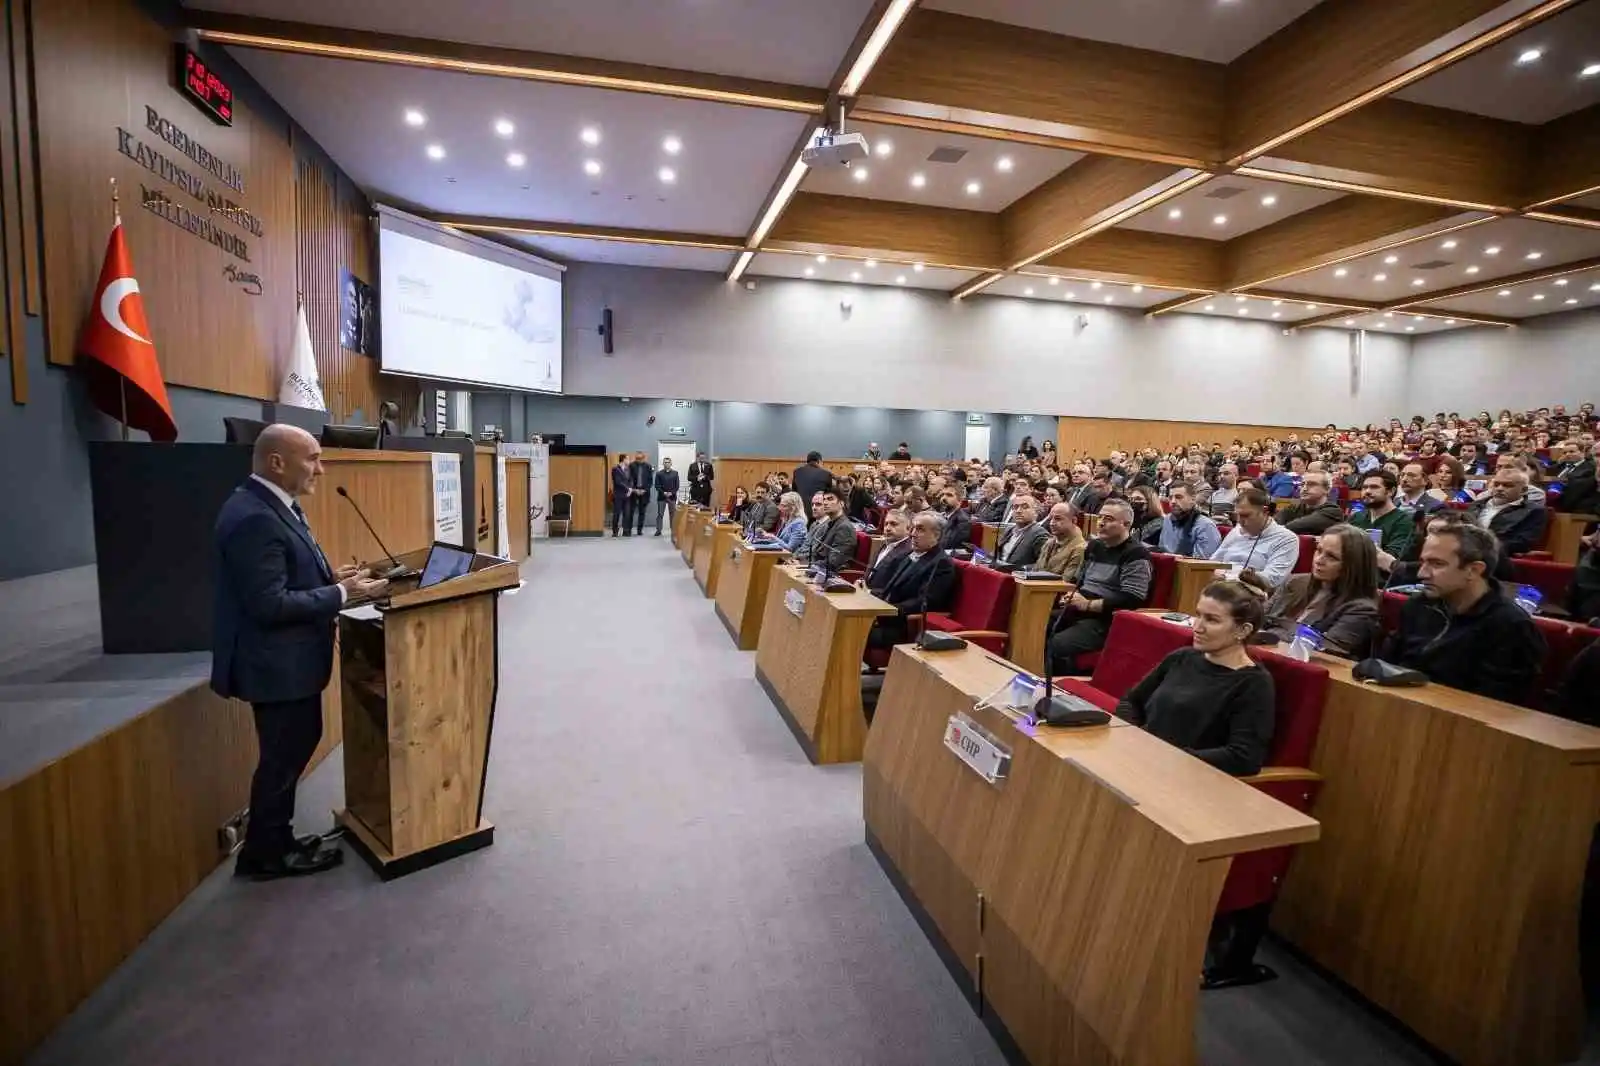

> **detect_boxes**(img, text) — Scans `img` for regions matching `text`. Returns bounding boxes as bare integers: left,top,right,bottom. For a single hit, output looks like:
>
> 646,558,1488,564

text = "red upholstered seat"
1511,558,1575,609
1053,677,1117,711
1531,619,1600,711
1148,552,1178,610
854,531,873,566
1052,610,1195,703
1293,534,1316,574
1245,463,1261,478
1215,651,1331,916
923,560,1015,654
1379,590,1407,634
1216,524,1233,538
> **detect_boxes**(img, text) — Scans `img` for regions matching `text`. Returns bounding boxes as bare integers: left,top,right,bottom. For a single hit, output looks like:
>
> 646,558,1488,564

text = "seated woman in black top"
727,485,750,525
1262,524,1382,658
1116,580,1275,777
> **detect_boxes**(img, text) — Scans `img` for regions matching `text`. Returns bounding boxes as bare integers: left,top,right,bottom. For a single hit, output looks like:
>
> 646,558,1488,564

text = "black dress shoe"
291,833,324,856
1200,963,1277,990
235,846,344,881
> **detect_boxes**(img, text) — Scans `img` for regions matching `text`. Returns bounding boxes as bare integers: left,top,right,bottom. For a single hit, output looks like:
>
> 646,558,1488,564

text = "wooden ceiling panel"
1261,98,1530,210
1036,230,1224,293
1000,155,1197,268
858,10,1224,166
1527,104,1600,208
766,192,1002,269
1224,196,1466,290
1223,0,1576,164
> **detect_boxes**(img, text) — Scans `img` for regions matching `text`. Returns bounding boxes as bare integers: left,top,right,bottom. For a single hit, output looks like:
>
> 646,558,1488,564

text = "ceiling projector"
801,130,869,170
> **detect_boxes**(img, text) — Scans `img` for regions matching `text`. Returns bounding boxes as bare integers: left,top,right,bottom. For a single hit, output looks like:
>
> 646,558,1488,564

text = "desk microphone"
917,557,966,652
335,486,413,579
1032,590,1111,726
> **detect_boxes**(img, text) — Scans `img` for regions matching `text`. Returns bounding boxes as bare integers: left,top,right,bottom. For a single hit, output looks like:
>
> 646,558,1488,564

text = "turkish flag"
77,219,178,442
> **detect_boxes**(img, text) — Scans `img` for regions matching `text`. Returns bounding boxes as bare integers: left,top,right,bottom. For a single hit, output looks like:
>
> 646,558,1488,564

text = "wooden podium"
335,547,520,880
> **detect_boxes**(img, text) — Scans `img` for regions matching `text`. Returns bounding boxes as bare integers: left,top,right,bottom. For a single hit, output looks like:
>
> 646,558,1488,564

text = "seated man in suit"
793,488,859,573
213,424,389,880
868,512,957,649
1467,467,1548,560
741,482,780,538
1553,439,1599,514
864,509,913,595
935,486,973,551
994,495,1048,569
972,477,1008,524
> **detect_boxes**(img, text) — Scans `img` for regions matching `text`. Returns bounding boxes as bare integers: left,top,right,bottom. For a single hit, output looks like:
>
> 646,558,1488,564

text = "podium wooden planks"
753,565,895,763
864,645,1318,1066
714,541,788,649
680,509,709,566
1548,511,1598,565
1171,558,1226,615
1270,652,1600,1066
694,519,740,598
335,547,520,880
1006,576,1068,676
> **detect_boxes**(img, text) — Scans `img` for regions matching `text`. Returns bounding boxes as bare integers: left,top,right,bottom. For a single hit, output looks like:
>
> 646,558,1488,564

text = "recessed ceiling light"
1261,195,1277,207
1441,239,1457,250
1383,255,1399,264
494,118,514,138
1168,208,1182,220
1212,214,1228,226
1103,295,1114,304
1091,281,1103,290
1373,273,1388,281
1532,293,1546,301
965,180,982,196
663,136,682,155
1271,312,1281,318
1485,245,1500,255
865,259,877,268
852,167,869,183
1334,267,1349,277
1497,289,1512,296
1204,304,1215,311
580,127,601,145
1235,295,1247,303
1132,284,1144,293
1065,291,1076,300
896,275,907,285
1411,278,1425,287
1592,283,1600,291
1374,322,1386,329
425,144,445,160
804,267,815,277
658,166,676,184
1526,251,1543,260
1516,48,1543,65
1445,319,1456,324
1384,312,1394,318
874,140,893,157
1583,63,1600,79
996,156,1014,172
1308,304,1318,310
910,172,926,189
1555,278,1569,286
1466,265,1480,274
1238,308,1248,315
816,254,828,263
1344,319,1356,326
1048,276,1059,286
404,108,426,127
583,159,601,176
1405,326,1415,332
506,151,526,168
1566,297,1579,304
1272,299,1282,306
913,263,924,272
1024,287,1035,296
1412,315,1424,322
850,271,862,281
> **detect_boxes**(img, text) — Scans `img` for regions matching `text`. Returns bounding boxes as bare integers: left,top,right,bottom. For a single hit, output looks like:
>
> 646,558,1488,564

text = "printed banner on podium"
529,443,550,539
431,452,463,546
495,454,510,558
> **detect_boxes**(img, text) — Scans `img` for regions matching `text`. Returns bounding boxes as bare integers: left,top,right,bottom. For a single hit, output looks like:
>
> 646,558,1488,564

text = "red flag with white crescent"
76,218,178,442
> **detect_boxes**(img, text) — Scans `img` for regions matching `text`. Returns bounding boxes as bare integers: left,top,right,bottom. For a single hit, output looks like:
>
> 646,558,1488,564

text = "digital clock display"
176,45,233,127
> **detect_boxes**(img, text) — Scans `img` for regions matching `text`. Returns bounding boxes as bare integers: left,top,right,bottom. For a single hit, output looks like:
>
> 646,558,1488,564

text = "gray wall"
0,318,267,580
472,392,711,461
559,263,1412,425
1407,309,1600,414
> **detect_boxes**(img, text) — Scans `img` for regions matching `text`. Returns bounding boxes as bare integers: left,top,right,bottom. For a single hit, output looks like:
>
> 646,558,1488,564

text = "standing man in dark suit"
626,451,654,537
213,425,388,880
653,458,681,537
687,452,715,508
792,451,834,513
610,453,632,537
868,512,957,648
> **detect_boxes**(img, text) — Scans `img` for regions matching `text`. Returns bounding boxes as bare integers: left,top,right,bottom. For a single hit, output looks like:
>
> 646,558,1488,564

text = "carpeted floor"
26,535,1594,1066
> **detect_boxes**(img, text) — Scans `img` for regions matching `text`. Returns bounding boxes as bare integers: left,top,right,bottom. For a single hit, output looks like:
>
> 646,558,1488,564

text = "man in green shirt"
1350,468,1415,561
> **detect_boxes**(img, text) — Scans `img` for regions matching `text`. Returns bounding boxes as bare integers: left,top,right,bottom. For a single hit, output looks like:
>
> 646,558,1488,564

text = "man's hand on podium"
338,566,389,602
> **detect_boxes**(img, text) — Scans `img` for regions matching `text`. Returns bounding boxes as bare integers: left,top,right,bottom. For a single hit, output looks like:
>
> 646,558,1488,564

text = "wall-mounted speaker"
598,307,615,354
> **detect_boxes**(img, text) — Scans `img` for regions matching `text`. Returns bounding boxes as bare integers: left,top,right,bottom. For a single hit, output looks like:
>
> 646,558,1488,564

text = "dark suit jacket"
792,464,834,508
1468,496,1549,558
1559,459,1599,515
973,496,1007,524
611,463,631,502
996,522,1049,567
880,550,956,616
627,460,654,494
654,469,680,500
797,514,858,571
865,538,913,595
211,479,341,704
939,507,973,551
687,461,714,489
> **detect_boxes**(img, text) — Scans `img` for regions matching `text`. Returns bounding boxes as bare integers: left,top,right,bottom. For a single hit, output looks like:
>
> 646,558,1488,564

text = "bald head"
252,423,324,498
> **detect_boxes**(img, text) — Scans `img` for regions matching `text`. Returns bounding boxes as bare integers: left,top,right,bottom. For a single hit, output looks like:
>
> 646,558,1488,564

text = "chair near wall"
549,492,574,538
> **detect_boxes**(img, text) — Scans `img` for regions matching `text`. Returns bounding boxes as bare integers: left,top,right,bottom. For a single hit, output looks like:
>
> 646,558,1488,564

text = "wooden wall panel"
0,0,24,400
1057,416,1322,461
506,457,531,560
1038,229,1224,292
34,0,294,397
11,0,39,318
549,454,607,534
0,683,257,1066
1001,154,1185,267
473,447,494,553
769,192,1001,270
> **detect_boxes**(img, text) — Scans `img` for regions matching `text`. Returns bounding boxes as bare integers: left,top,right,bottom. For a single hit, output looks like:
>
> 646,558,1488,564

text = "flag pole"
111,178,128,442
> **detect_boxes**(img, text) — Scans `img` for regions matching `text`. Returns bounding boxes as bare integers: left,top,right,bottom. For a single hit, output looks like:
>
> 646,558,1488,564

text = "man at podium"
212,424,389,881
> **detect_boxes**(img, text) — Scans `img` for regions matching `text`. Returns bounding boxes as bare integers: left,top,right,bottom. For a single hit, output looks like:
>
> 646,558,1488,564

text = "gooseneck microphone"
1031,586,1111,726
336,486,411,579
917,555,966,652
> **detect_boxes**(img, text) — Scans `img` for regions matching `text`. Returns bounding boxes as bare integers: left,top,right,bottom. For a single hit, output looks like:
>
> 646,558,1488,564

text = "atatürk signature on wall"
223,262,262,296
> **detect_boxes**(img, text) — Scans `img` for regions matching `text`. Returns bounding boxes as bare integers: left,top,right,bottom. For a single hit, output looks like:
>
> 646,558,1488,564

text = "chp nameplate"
783,588,805,618
944,712,1011,785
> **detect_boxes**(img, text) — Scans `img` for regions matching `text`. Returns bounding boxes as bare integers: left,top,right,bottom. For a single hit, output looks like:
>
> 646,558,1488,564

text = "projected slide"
380,227,562,393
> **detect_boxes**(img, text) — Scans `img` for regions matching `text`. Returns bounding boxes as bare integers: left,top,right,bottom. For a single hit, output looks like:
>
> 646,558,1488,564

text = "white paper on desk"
340,604,384,622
